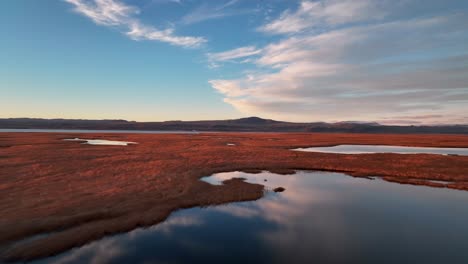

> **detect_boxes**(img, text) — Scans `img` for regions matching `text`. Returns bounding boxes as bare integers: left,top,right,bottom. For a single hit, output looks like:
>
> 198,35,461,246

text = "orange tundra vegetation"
0,132,468,261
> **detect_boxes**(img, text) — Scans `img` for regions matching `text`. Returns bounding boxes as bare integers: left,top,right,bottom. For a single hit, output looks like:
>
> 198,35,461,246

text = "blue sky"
1,0,467,124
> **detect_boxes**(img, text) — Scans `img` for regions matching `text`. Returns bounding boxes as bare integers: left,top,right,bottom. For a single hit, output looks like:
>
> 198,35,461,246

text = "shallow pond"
294,144,468,156
32,171,468,264
63,138,137,146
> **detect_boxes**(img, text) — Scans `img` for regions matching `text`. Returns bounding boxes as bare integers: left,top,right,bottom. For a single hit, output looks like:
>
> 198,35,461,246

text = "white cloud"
181,0,254,25
259,0,392,34
210,8,468,123
126,22,206,47
65,0,206,47
207,46,262,63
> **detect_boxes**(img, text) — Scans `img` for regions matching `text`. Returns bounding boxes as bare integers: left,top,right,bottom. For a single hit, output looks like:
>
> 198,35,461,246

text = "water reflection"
33,171,468,264
63,138,137,146
294,144,468,156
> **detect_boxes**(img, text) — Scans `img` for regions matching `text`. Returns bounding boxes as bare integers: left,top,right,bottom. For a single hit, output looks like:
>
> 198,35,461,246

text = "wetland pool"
31,170,468,264
293,144,468,156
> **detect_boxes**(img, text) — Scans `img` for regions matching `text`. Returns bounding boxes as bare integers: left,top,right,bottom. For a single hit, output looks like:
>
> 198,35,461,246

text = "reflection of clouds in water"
208,171,338,222
48,172,374,264
36,171,468,264
200,171,247,185
206,171,354,262
48,214,203,264
128,214,203,237
260,206,350,263
213,203,261,218
51,239,123,264
157,214,204,234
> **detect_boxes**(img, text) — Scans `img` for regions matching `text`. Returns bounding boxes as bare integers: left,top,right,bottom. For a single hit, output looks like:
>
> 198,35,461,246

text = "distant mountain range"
1,117,467,134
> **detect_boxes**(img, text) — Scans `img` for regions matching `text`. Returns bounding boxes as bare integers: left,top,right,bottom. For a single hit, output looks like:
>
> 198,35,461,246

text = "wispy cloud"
181,0,255,25
259,0,392,34
65,0,206,47
149,0,183,5
207,46,262,63
209,0,468,124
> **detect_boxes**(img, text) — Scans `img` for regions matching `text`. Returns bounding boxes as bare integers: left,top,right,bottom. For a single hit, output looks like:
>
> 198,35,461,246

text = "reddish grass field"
1,132,467,261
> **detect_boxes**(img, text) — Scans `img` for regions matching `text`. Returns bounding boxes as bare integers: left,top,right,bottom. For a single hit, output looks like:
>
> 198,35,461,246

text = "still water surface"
0,129,198,134
63,138,137,146
32,171,468,264
294,144,468,156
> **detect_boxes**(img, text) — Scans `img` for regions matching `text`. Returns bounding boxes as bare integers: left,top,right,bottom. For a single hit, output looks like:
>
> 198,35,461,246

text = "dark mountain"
0,117,467,134
229,117,281,125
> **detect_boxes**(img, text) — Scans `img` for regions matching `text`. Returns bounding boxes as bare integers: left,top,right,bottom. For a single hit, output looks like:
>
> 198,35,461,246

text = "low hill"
0,117,467,134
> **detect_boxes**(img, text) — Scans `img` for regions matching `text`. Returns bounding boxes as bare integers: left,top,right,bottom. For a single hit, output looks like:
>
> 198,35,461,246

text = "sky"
1,0,467,125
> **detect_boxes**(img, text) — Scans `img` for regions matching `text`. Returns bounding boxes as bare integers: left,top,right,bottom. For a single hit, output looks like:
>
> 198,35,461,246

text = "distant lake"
63,138,137,146
294,144,468,156
0,129,199,134
32,171,468,264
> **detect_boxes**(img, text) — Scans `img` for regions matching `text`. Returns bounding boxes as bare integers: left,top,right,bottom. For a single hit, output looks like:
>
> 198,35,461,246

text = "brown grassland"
1,132,468,261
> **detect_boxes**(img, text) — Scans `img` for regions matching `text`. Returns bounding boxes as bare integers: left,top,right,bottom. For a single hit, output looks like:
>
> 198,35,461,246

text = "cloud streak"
207,46,262,63
181,0,254,25
65,0,206,47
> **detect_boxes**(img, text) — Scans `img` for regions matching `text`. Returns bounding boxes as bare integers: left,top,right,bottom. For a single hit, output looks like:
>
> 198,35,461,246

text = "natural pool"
63,138,137,146
294,144,468,156
32,171,468,264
